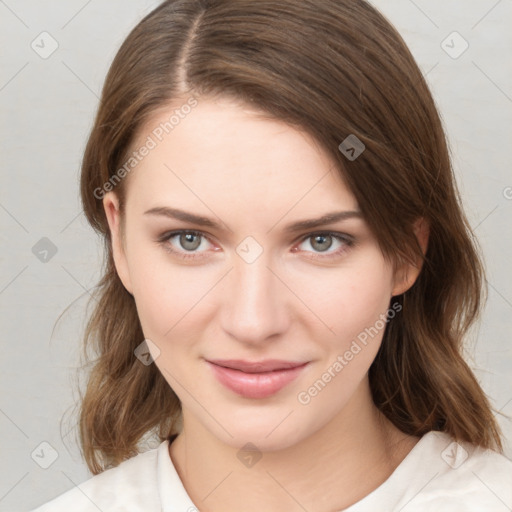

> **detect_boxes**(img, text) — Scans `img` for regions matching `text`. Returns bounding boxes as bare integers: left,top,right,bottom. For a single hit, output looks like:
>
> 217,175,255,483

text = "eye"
157,230,217,260
157,230,355,262
294,232,354,259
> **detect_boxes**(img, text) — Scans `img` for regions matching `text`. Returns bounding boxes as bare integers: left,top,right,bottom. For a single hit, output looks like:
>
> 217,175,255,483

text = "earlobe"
102,192,134,295
392,217,430,297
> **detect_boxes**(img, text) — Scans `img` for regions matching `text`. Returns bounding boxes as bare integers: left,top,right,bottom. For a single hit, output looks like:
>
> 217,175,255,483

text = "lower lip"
207,361,309,399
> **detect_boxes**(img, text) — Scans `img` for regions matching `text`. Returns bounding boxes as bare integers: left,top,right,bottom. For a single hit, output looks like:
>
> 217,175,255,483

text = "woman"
32,0,512,510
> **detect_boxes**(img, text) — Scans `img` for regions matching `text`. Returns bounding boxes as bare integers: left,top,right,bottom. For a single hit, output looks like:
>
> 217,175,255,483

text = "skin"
103,96,429,512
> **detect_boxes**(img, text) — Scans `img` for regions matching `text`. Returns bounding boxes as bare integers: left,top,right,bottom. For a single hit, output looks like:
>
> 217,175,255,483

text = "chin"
228,430,304,453
203,410,315,453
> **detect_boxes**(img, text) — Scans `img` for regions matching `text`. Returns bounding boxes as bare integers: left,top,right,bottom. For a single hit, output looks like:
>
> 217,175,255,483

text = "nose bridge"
221,250,288,343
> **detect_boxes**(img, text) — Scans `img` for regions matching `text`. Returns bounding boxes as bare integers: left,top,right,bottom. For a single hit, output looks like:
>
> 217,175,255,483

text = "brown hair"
76,0,504,474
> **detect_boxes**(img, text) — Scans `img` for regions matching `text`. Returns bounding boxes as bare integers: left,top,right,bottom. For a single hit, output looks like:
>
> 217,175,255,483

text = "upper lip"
207,359,308,373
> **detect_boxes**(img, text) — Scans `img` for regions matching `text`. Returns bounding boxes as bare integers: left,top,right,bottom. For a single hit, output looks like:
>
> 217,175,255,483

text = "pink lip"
206,359,309,399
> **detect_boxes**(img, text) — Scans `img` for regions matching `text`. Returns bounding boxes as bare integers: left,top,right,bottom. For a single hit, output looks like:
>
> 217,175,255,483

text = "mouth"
206,359,310,399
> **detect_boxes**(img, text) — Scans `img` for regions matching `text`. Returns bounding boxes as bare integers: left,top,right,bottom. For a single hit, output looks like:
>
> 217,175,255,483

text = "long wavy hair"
75,0,504,474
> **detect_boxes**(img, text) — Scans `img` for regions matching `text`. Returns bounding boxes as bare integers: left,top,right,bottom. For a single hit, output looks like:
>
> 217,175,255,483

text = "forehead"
124,97,358,223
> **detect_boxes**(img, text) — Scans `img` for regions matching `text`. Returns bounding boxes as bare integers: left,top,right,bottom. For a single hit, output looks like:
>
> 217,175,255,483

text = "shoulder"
404,432,512,511
347,431,512,512
30,442,164,512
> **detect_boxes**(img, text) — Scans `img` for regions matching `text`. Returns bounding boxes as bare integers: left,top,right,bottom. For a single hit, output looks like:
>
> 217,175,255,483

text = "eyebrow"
143,206,363,233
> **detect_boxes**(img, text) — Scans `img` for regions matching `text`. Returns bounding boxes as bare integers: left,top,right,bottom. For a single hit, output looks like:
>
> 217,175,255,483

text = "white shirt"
31,431,512,511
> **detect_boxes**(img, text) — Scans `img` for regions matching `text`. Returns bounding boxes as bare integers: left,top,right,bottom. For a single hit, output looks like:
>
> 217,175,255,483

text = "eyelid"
296,230,353,244
157,229,217,254
157,229,355,260
293,231,355,258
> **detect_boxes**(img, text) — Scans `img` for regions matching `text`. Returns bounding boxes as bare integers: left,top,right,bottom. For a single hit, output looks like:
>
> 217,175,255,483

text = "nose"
220,253,290,346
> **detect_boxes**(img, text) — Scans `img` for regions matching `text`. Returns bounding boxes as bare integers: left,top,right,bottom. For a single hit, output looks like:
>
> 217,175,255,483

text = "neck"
169,378,419,512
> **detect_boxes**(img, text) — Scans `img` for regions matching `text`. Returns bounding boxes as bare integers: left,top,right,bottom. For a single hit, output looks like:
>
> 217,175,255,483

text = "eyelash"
156,230,355,261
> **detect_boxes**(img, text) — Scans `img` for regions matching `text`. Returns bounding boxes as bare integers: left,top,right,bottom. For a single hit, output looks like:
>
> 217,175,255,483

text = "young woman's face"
104,96,417,450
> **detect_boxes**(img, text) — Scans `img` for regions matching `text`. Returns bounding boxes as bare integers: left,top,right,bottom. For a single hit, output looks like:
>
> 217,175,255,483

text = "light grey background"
1,1,511,510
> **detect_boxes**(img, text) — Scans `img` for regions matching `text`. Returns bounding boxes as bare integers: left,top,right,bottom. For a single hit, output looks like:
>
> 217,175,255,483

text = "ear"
103,192,134,295
391,217,429,296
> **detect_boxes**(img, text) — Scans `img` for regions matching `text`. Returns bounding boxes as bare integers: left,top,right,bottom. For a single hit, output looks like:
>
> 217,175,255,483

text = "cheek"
300,257,394,348
293,261,394,413
126,243,219,352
